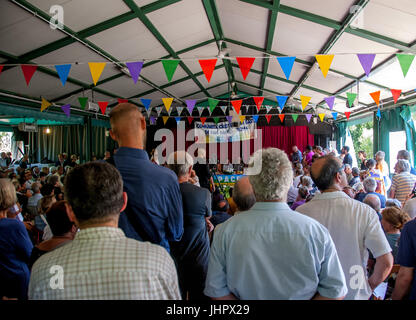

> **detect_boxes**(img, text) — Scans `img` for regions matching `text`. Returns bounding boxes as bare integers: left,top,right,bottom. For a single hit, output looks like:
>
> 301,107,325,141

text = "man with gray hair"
167,151,212,300
204,148,347,300
363,194,382,220
296,155,393,300
397,149,416,175
390,159,416,204
355,177,386,208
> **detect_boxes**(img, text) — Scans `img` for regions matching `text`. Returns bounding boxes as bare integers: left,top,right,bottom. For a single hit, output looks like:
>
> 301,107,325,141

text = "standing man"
109,103,183,252
296,155,393,300
397,150,416,175
341,146,353,167
290,146,303,164
390,159,416,205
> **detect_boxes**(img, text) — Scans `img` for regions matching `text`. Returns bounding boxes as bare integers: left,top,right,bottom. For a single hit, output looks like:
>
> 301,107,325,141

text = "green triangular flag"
292,114,298,123
213,117,220,124
346,92,357,107
162,60,180,82
396,54,415,77
78,97,88,110
208,98,219,113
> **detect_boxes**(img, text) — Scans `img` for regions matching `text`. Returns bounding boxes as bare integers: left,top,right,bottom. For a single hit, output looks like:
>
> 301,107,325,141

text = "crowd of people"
1,102,416,300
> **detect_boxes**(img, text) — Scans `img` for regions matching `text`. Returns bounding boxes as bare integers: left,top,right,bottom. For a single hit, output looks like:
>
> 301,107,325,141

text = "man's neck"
178,176,189,184
322,186,342,193
79,220,119,230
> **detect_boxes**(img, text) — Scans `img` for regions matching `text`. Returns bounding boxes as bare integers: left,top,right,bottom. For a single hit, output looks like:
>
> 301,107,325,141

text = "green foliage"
0,132,12,152
349,122,373,160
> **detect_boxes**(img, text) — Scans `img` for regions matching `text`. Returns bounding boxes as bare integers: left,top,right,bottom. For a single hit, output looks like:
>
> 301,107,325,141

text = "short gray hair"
397,150,410,160
386,198,402,209
396,159,411,173
49,166,57,174
344,164,351,170
31,182,40,193
301,175,313,188
364,194,381,213
363,177,377,193
248,148,293,201
375,151,385,160
403,198,416,219
167,151,194,177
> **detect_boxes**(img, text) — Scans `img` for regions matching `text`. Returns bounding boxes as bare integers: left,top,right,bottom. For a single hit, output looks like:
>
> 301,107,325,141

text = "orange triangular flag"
198,59,217,83
231,100,242,114
278,114,285,123
162,116,169,125
345,112,351,120
236,57,255,80
391,89,402,104
253,97,264,111
265,115,272,124
40,97,51,112
200,117,207,125
370,91,380,106
239,115,246,124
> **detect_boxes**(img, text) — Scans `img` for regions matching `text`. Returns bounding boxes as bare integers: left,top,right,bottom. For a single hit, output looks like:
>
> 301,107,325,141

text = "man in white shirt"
296,155,393,300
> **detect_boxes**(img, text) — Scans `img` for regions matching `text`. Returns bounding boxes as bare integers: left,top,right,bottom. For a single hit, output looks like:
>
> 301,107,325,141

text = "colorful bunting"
315,54,334,78
140,98,152,110
236,57,255,80
78,97,88,110
318,113,325,122
370,91,380,106
40,97,51,112
265,115,272,124
265,105,273,113
276,56,296,80
21,65,37,85
176,106,184,115
198,59,217,83
117,99,128,104
187,117,193,125
208,98,219,113
162,116,169,125
376,109,381,118
346,92,357,108
345,112,351,120
300,95,311,111
197,106,205,116
253,97,264,111
98,101,108,115
61,104,71,117
396,54,415,77
156,107,162,116
150,116,156,125
126,61,143,84
162,60,180,82
292,114,299,123
220,106,227,114
88,62,106,86
276,96,288,111
252,115,259,123
278,114,285,123
162,97,174,112
200,117,207,125
175,117,181,123
324,96,335,110
231,100,242,114
239,115,246,124
331,112,338,120
226,116,233,123
391,89,402,104
357,54,376,77
213,117,220,124
186,100,196,114
55,64,71,86
305,114,312,123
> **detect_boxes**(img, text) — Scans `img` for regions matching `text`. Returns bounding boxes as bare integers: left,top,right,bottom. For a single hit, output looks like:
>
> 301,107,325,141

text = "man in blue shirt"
342,146,353,167
397,149,416,175
109,103,183,252
204,148,347,300
355,177,386,208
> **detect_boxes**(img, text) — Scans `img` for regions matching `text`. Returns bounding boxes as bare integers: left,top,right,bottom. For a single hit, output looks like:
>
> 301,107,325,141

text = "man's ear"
120,192,128,213
109,129,117,141
66,204,79,227
140,116,146,131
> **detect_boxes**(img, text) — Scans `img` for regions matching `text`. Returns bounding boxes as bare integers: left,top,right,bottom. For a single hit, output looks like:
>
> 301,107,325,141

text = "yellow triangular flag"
162,116,169,125
239,115,246,124
315,54,334,78
41,97,51,112
162,98,174,112
318,113,325,122
88,62,106,85
300,95,311,111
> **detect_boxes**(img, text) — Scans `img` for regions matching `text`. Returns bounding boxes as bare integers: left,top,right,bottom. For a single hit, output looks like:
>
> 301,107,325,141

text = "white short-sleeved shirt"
296,191,392,300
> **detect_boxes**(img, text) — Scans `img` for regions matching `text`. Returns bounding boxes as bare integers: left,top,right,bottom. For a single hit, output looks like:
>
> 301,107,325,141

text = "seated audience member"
386,199,402,209
232,177,256,212
304,145,314,166
381,207,411,262
13,180,29,212
29,162,181,300
47,175,63,201
49,166,57,176
391,219,416,300
360,169,369,182
290,145,302,164
0,179,33,300
358,151,367,170
40,183,54,197
291,186,309,210
397,149,416,175
29,201,77,269
287,184,298,206
366,159,387,197
23,170,34,190
204,148,347,300
39,172,47,186
167,151,212,300
41,167,49,175
55,154,64,167
296,155,393,300
349,167,360,187
343,186,356,199
210,199,232,227
301,175,317,196
69,154,78,167
32,166,40,179
34,195,57,241
363,194,382,221
109,103,183,252
293,165,303,188
403,197,416,219
341,146,353,166
390,160,416,205
355,177,386,208
344,164,353,183
27,183,43,219
19,155,29,169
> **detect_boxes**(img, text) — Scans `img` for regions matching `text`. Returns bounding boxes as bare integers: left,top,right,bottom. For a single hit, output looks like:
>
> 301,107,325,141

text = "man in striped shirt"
29,162,181,300
390,159,416,205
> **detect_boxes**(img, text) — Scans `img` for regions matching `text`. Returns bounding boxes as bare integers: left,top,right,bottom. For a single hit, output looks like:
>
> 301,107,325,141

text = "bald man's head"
310,155,347,191
109,103,146,149
233,177,256,212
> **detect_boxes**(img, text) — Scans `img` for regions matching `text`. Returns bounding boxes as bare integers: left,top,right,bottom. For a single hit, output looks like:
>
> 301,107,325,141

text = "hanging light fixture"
44,127,51,134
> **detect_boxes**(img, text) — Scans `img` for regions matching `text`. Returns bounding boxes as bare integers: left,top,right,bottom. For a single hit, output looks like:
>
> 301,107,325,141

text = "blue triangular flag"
140,98,152,110
331,112,338,120
175,117,181,123
252,115,259,123
55,64,71,86
376,108,381,118
276,96,288,111
276,57,296,80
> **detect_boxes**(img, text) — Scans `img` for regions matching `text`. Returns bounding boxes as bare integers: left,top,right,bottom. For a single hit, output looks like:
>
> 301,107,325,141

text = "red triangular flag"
345,112,351,120
21,65,38,85
236,57,255,80
231,100,242,114
118,98,128,103
278,114,285,123
265,115,272,124
198,59,217,83
0,65,3,76
391,89,402,104
253,97,264,112
98,101,108,115
187,116,193,125
200,117,207,125
370,91,380,106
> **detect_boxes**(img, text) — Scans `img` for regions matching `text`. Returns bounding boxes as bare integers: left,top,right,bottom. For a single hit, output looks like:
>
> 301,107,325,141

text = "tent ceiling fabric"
1,0,416,122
